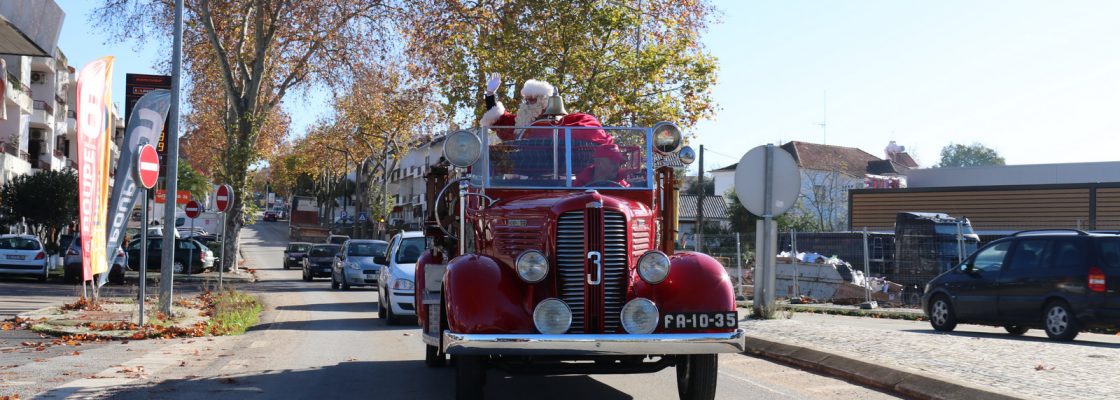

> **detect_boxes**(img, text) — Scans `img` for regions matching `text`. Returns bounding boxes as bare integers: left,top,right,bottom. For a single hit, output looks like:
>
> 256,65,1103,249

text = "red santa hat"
592,144,626,164
521,79,554,98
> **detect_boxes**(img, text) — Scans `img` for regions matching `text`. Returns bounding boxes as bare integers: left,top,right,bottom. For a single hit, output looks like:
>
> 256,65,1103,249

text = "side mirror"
338,254,346,261
374,256,387,265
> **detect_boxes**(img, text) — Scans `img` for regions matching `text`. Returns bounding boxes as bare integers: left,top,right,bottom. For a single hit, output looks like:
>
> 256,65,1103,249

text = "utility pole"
159,0,184,314
696,144,704,252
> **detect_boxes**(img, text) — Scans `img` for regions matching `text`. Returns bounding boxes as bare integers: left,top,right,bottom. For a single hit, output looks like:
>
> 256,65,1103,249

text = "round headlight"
443,129,482,167
516,250,549,283
652,121,683,154
533,298,572,334
621,298,659,334
638,251,671,284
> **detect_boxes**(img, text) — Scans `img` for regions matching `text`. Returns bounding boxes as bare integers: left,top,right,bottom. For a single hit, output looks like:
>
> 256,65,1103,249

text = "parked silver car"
0,235,51,281
378,232,425,324
331,239,387,290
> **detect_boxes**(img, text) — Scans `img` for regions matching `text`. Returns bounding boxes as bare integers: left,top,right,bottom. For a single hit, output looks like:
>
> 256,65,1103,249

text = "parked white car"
0,235,51,281
378,231,427,325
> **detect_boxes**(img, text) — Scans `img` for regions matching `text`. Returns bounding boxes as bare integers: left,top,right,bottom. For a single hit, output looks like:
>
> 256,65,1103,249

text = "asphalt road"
16,220,889,400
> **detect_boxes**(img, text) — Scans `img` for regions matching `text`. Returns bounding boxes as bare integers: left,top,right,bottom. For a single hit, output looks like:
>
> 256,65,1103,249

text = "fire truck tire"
676,354,717,400
425,344,445,367
455,355,485,400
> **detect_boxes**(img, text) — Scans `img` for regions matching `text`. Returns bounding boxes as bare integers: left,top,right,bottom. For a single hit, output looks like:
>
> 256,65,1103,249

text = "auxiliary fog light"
532,298,572,334
638,251,671,284
621,298,659,334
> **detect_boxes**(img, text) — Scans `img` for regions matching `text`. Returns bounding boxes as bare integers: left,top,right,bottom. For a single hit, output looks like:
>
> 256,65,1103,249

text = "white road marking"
719,370,798,398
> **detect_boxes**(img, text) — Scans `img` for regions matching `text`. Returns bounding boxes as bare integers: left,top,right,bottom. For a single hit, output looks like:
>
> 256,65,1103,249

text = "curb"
736,301,925,320
743,336,1020,400
28,324,135,341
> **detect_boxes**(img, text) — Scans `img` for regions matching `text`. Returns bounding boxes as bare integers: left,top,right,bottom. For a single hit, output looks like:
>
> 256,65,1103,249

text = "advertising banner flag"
104,89,170,278
76,56,115,282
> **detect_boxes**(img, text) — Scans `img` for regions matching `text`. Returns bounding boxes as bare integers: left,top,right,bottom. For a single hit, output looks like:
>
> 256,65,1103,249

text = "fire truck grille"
555,210,628,333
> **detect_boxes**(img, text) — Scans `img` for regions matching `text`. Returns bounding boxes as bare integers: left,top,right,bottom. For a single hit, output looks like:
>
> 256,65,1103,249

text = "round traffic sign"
135,144,159,189
734,145,802,216
215,184,234,212
185,200,203,219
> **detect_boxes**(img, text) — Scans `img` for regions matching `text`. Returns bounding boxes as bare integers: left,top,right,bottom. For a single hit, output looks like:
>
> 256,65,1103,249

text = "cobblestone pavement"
743,313,1120,400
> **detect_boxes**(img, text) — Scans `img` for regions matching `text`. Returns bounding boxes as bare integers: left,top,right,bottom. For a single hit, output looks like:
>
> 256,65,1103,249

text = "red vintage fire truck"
414,121,744,400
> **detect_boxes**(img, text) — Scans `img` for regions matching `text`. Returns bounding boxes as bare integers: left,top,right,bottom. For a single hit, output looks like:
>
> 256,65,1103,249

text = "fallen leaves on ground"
1034,364,1056,371
0,317,32,331
1,393,22,400
60,298,103,312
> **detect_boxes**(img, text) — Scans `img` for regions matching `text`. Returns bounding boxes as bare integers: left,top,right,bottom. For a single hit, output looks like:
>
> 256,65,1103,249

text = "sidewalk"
740,309,1120,400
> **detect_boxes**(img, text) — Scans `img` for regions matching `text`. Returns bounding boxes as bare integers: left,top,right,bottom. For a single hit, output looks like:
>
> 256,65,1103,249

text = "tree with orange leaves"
92,0,392,269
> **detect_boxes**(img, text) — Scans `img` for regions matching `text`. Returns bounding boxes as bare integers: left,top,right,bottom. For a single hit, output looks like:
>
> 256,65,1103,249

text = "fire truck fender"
633,251,736,316
443,254,534,334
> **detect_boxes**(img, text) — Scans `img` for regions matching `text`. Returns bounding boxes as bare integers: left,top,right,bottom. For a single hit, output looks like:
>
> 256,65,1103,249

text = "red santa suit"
480,79,613,145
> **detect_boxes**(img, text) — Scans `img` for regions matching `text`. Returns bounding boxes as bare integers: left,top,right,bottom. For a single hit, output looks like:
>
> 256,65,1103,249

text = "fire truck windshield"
477,126,651,189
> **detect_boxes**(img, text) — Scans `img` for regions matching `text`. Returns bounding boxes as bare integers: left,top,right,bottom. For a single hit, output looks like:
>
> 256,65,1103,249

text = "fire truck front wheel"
676,354,718,400
455,355,486,400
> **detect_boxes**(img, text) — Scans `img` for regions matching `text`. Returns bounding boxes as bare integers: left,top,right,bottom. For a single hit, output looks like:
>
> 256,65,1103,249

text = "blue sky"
56,0,1120,171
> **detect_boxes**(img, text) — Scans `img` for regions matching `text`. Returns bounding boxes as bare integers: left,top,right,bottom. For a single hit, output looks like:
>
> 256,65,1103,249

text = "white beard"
515,100,547,127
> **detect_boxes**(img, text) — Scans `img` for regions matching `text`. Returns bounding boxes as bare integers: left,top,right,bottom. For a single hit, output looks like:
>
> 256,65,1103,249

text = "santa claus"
479,73,613,145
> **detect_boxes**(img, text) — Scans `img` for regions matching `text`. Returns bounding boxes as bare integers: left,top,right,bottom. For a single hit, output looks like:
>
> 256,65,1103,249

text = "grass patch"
206,290,262,335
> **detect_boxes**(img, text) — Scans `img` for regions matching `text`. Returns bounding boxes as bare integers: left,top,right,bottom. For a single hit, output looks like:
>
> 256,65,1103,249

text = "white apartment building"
0,1,123,186
0,49,123,186
386,134,447,231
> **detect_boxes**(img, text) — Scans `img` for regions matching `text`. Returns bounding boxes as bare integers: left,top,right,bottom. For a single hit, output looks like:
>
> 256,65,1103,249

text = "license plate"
6,255,23,260
365,274,377,280
662,312,739,331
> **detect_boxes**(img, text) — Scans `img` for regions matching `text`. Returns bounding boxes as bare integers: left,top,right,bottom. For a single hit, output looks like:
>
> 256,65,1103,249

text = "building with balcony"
0,52,125,187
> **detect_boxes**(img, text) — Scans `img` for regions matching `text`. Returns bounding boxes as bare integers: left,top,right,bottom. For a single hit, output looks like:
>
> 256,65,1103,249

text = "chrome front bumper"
442,329,745,356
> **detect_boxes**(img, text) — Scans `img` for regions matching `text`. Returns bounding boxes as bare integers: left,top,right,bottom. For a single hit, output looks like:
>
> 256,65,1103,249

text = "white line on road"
719,370,800,399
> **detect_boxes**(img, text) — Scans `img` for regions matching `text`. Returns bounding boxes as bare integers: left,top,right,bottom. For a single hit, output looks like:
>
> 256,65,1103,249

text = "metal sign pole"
755,144,776,318
158,0,184,315
187,215,194,276
219,211,225,292
139,190,148,325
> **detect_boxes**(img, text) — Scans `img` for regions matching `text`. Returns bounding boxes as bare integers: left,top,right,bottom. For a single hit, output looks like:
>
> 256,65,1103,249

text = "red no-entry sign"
215,184,233,212
135,144,159,189
185,200,203,219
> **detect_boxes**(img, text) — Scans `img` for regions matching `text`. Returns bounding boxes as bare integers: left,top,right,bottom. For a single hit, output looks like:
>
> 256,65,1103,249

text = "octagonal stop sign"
184,200,203,219
215,184,233,212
